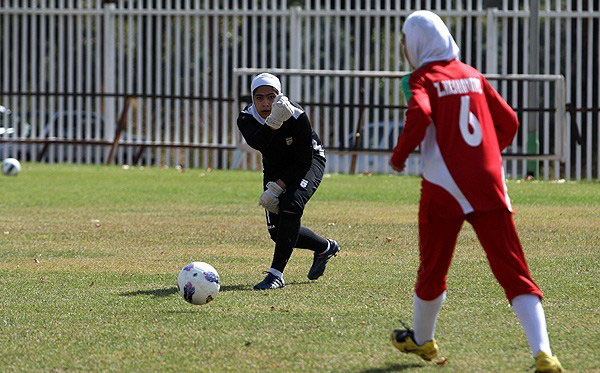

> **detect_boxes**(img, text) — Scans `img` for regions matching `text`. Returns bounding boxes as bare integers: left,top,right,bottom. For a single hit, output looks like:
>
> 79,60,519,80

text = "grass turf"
0,164,598,372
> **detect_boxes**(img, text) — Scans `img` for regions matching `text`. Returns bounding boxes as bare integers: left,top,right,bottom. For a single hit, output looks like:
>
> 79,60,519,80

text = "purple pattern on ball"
182,263,194,271
204,271,220,284
183,281,195,303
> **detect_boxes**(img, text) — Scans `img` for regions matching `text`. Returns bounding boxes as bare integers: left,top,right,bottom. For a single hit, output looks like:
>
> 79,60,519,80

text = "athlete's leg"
466,209,542,300
267,213,327,252
512,294,552,357
468,209,558,364
296,227,329,252
413,292,446,346
255,209,299,290
413,181,464,344
267,158,329,253
278,157,338,279
415,181,464,300
269,210,301,274
265,210,279,242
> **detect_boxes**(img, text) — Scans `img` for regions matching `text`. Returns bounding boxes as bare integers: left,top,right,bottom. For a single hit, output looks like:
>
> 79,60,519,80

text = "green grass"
0,164,598,372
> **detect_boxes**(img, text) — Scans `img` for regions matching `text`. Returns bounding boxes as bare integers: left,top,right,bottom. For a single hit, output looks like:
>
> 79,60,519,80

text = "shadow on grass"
358,363,424,372
166,309,202,314
118,281,315,297
220,284,252,292
286,280,312,286
119,286,178,298
221,280,312,292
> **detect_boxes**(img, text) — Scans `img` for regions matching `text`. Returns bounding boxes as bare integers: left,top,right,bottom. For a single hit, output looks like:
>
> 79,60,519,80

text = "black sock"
295,227,329,253
270,212,301,273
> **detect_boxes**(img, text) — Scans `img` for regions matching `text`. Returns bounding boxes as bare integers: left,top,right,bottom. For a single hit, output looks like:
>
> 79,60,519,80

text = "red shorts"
415,180,542,302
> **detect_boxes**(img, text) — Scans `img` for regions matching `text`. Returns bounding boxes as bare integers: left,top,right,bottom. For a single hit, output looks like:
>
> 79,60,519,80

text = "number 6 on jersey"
459,95,482,147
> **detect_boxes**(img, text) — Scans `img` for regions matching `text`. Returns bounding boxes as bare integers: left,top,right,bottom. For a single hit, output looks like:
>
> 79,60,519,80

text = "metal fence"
232,68,567,176
0,0,598,180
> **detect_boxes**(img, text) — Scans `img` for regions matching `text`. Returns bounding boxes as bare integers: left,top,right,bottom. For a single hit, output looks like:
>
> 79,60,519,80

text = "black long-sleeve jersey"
237,102,325,188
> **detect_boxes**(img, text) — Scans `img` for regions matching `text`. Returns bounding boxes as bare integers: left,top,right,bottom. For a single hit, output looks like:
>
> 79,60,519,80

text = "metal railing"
0,0,597,179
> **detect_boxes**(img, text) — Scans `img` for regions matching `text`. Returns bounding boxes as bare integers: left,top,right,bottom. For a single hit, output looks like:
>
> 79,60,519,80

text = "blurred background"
0,0,598,179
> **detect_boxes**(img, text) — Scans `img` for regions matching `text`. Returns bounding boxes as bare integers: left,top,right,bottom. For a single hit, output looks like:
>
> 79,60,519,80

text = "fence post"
103,0,117,157
485,8,498,79
527,1,540,177
289,6,301,101
106,96,132,165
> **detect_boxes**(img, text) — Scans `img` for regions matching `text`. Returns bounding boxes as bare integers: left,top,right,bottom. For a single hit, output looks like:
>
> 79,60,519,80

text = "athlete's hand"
389,158,405,172
265,94,294,130
259,181,284,213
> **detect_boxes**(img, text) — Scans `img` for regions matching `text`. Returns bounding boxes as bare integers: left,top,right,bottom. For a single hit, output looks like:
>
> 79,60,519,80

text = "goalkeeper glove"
259,181,284,214
265,94,294,130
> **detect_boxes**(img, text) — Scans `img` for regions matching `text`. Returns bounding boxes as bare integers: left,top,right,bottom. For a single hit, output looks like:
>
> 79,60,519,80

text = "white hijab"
248,73,281,124
402,10,460,69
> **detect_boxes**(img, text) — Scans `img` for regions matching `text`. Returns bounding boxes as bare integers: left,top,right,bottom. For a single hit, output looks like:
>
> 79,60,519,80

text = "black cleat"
307,239,340,280
253,272,285,290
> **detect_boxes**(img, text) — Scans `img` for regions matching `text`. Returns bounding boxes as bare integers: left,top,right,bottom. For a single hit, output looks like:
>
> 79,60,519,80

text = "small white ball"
177,262,220,305
2,158,21,176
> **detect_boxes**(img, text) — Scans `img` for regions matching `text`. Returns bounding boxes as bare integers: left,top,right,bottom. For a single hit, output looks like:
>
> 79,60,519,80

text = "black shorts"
263,156,325,217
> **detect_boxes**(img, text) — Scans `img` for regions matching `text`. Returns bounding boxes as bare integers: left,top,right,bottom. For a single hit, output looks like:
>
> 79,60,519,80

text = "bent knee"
278,201,303,216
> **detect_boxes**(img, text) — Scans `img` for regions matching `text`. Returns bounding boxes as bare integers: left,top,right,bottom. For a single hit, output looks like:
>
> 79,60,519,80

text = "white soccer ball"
2,158,21,176
177,262,220,305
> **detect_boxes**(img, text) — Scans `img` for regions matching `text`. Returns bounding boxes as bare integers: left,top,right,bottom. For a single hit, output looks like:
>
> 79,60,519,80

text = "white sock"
511,294,552,357
413,291,446,346
268,268,283,280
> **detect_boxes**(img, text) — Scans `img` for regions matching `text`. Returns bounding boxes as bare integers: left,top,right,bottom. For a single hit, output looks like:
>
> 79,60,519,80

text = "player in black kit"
237,72,340,290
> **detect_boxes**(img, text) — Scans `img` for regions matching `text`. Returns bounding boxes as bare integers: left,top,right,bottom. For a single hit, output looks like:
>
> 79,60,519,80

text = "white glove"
265,94,294,130
259,181,284,214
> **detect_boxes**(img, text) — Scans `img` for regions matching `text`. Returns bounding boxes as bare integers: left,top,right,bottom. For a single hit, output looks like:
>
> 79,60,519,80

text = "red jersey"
391,59,519,213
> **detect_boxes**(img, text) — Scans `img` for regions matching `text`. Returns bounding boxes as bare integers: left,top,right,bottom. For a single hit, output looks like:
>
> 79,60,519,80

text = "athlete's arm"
391,83,432,170
237,113,275,152
482,78,519,151
278,113,313,187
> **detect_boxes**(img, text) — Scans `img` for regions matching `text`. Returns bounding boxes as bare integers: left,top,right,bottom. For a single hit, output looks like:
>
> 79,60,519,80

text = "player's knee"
278,201,303,216
503,283,543,302
416,283,447,301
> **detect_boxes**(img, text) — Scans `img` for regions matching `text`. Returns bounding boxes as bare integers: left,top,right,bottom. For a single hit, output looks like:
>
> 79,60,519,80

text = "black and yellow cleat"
534,352,563,373
391,321,440,362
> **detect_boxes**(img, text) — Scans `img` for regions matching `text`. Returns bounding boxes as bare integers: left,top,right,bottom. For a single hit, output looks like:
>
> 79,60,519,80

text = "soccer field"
0,164,598,372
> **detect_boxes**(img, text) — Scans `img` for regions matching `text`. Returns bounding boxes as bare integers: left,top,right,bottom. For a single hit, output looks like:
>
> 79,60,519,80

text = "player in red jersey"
389,11,562,373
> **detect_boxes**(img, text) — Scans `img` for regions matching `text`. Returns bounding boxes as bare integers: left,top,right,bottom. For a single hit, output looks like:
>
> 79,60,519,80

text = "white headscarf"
247,73,282,124
251,73,281,95
402,10,460,69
